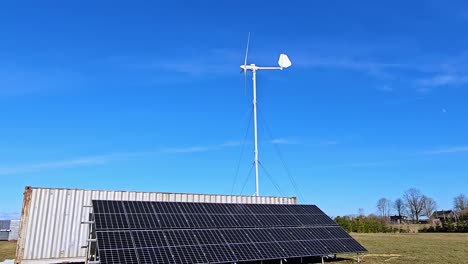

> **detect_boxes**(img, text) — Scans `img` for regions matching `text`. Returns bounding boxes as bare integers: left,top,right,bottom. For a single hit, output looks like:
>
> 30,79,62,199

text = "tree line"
376,189,468,223
334,189,468,233
334,215,406,233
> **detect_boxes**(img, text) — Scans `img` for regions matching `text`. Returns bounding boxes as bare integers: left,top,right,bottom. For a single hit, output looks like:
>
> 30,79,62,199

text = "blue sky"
1,1,468,219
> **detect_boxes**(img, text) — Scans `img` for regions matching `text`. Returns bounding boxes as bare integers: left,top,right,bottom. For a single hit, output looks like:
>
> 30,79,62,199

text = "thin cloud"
0,156,107,175
318,140,339,146
334,161,394,168
0,152,148,176
220,141,244,147
294,56,410,78
271,138,299,145
298,56,405,71
270,138,338,146
120,48,240,76
162,146,211,154
162,141,242,154
294,51,468,93
417,74,468,87
422,146,468,155
0,67,84,96
377,85,394,92
0,141,244,175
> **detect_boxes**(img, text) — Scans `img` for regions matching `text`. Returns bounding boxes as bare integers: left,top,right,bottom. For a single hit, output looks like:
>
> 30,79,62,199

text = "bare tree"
454,194,468,211
358,208,365,218
403,188,425,223
377,198,392,218
422,196,437,219
394,198,406,217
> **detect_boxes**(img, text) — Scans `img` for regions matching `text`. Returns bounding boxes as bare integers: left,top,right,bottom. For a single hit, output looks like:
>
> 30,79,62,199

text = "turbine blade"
243,32,250,96
244,32,250,67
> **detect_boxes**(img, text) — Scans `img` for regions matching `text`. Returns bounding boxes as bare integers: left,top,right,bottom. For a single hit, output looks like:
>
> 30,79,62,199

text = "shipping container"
9,220,20,241
16,186,296,263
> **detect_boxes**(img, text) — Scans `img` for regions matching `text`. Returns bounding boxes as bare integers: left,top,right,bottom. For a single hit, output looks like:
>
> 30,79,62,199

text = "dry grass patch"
335,233,468,264
0,241,16,261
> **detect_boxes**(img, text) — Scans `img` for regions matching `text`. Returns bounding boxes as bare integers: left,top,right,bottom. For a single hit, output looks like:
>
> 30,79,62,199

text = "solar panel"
92,200,366,264
137,247,173,264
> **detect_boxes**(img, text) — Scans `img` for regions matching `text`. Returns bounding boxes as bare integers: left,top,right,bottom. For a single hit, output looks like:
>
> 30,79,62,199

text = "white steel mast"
240,39,292,196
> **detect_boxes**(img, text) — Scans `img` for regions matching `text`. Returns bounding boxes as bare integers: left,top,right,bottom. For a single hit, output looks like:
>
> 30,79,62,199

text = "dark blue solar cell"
220,229,250,244
211,214,239,228
132,230,166,248
243,228,275,243
137,247,174,264
99,248,139,264
255,242,287,259
201,244,237,263
230,243,262,261
170,245,208,264
126,213,160,229
193,229,226,245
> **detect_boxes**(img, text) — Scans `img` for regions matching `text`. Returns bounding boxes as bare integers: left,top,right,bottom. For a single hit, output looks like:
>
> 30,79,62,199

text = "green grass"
0,241,16,261
336,233,468,264
2,234,468,263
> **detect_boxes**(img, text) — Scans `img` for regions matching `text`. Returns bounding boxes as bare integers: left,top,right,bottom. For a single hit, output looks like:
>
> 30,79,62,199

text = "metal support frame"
241,63,286,196
82,205,99,264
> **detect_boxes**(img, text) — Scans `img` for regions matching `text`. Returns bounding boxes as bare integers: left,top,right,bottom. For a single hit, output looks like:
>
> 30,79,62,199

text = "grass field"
1,233,468,263
0,241,15,262
338,233,468,264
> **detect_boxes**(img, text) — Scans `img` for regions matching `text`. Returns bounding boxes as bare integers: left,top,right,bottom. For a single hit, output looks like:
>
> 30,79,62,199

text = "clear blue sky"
1,1,468,219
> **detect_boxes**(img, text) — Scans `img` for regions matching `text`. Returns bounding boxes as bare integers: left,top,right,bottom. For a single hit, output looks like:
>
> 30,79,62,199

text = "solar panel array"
92,200,366,264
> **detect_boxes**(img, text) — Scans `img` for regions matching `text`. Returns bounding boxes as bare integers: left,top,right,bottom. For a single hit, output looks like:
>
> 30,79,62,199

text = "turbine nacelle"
240,64,255,71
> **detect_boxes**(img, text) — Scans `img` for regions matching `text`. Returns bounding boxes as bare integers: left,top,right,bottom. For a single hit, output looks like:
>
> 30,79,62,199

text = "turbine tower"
240,33,292,196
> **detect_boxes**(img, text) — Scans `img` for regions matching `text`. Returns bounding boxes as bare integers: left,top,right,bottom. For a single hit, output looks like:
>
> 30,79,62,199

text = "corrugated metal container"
16,186,296,263
0,220,11,241
9,220,20,241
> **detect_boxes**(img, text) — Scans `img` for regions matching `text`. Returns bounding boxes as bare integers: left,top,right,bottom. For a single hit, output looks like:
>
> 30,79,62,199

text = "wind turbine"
240,33,292,196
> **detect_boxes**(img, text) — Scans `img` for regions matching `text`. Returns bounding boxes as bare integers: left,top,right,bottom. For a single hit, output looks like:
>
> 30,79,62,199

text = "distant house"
418,218,429,224
390,215,407,224
432,210,456,222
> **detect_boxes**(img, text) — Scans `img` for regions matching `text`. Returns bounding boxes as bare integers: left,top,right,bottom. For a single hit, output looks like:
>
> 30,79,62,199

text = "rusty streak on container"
16,186,32,264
